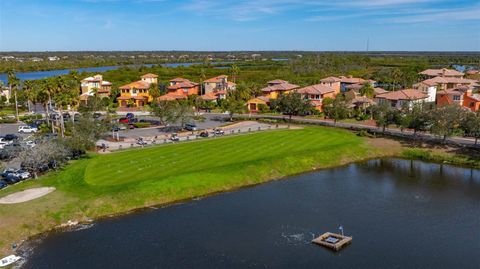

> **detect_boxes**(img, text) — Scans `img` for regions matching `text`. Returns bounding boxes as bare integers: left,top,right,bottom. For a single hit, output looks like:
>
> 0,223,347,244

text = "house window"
470,102,475,107
132,89,137,94
316,95,320,100
453,95,460,101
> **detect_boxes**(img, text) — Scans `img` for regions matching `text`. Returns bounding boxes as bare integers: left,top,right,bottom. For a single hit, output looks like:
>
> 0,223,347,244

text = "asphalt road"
207,113,480,148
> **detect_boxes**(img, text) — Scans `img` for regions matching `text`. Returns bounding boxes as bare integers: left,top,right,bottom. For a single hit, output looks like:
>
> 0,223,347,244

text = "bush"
0,118,17,124
19,114,43,123
133,122,152,128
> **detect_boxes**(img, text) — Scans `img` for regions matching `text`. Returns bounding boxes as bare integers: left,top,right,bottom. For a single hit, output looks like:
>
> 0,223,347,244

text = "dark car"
62,113,71,120
93,112,102,119
0,180,7,189
50,113,60,120
4,173,21,184
126,113,135,119
1,168,17,178
199,131,209,138
4,134,19,141
33,119,46,126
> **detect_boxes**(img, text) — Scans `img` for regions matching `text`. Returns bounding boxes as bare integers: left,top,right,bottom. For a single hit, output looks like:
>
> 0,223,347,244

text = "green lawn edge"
0,126,387,256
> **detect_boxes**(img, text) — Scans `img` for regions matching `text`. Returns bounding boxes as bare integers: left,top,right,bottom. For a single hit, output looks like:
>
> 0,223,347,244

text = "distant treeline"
1,51,479,73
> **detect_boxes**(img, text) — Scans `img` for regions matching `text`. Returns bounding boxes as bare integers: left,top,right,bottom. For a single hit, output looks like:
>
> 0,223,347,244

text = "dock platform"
312,232,352,251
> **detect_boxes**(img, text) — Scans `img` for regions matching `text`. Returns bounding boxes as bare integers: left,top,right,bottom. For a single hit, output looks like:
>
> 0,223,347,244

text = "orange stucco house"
295,84,337,111
159,77,199,101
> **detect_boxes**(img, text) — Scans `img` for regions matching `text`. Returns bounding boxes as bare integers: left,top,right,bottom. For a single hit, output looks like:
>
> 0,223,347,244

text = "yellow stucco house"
118,73,158,108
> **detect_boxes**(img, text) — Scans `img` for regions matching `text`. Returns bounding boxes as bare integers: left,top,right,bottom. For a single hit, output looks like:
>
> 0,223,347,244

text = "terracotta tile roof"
141,73,158,78
437,89,464,96
170,77,190,82
338,76,367,84
467,94,480,102
158,93,187,101
320,76,341,83
167,80,199,90
117,96,132,100
261,82,299,93
119,80,151,90
376,89,428,101
374,87,388,95
352,96,375,105
204,75,227,83
267,79,288,85
296,84,335,95
466,70,479,75
422,76,477,86
199,92,217,101
419,68,464,77
344,83,364,90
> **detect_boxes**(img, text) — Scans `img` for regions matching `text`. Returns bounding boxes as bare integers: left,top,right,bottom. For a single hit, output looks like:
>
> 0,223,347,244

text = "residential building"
375,89,428,109
320,76,375,93
47,56,60,61
414,76,479,103
419,68,464,79
463,88,480,112
247,96,270,113
159,77,199,101
117,73,158,108
260,79,299,99
319,77,341,93
202,75,236,96
79,74,112,104
436,87,467,107
295,84,336,111
247,79,299,113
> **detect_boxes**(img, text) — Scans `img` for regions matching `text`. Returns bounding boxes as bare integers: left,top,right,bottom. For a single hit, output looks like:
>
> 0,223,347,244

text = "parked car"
126,113,135,119
44,133,58,140
119,117,130,124
93,112,102,119
185,123,197,131
3,134,19,141
199,131,209,138
0,180,7,189
15,170,31,180
4,173,21,184
136,138,147,145
1,168,17,178
214,129,225,136
50,113,60,120
18,125,38,133
25,140,36,148
170,133,180,141
33,119,46,126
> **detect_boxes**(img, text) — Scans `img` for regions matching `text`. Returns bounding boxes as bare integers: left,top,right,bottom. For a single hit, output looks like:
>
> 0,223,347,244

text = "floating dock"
312,232,352,251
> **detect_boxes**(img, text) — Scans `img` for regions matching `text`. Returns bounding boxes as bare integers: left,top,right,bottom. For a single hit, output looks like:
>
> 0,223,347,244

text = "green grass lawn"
0,126,384,255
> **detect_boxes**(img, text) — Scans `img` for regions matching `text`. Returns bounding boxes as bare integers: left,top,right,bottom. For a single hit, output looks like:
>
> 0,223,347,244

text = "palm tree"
231,64,240,84
7,70,20,120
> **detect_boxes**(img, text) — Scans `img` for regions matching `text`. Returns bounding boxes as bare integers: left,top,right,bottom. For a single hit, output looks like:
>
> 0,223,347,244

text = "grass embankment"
401,148,480,168
0,127,387,255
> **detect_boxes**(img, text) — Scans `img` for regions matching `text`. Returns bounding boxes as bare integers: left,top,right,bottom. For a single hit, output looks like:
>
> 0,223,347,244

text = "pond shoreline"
1,130,479,262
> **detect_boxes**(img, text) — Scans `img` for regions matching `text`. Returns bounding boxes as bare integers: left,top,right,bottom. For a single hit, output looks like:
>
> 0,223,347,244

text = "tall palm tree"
7,70,20,120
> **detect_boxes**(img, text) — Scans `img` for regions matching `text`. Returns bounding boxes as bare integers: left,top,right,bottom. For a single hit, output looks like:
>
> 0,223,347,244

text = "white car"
18,126,38,133
25,140,36,148
0,138,12,147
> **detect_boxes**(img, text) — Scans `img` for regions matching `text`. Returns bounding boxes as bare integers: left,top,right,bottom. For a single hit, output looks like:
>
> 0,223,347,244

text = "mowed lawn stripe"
84,128,363,186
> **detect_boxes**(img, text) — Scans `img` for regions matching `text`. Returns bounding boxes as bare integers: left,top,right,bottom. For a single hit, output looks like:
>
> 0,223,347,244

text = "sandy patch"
0,187,56,204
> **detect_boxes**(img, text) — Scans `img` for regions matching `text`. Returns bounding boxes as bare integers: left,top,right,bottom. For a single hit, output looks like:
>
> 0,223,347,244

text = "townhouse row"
78,67,480,112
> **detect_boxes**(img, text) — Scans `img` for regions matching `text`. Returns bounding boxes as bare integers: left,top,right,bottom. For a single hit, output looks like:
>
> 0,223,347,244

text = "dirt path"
0,187,56,204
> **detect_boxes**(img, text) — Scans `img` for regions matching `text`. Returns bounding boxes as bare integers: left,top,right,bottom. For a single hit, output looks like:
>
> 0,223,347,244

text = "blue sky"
0,0,479,51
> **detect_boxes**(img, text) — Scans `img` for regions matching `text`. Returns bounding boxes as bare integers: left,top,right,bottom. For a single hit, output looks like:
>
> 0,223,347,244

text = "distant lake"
21,159,480,268
0,62,219,84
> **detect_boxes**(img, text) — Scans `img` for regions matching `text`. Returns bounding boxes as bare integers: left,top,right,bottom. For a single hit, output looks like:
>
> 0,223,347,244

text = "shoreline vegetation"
0,126,479,257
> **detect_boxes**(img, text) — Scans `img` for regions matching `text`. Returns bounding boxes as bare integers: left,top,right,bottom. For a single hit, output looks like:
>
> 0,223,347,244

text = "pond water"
21,159,480,268
0,62,212,84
